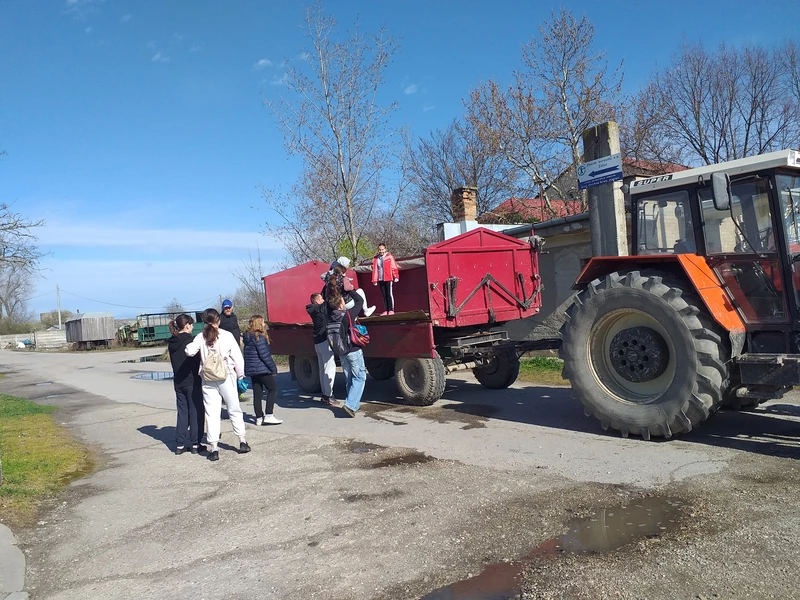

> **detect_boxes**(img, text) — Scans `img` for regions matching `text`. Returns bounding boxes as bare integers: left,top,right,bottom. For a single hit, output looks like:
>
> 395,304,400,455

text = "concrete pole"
581,121,628,257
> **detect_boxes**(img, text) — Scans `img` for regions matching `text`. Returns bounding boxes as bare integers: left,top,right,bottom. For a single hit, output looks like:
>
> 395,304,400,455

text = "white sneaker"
262,414,283,425
255,417,263,426
363,305,376,317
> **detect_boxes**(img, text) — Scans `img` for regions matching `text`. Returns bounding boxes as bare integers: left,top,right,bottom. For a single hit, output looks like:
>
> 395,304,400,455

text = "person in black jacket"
167,314,205,454
219,299,242,345
243,315,282,425
306,292,335,404
326,289,366,418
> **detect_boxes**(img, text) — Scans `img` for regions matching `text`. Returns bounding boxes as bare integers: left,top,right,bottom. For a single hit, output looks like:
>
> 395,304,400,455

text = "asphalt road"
1,348,798,600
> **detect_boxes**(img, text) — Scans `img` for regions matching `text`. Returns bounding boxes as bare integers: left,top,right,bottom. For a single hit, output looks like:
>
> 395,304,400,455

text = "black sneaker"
208,450,220,462
320,395,333,405
175,446,188,455
190,445,207,455
238,442,251,454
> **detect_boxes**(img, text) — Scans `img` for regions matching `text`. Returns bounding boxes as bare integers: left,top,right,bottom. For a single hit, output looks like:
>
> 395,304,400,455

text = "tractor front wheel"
559,271,729,439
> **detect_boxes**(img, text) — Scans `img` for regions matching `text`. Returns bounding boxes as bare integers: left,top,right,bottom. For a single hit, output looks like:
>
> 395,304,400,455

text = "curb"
0,524,26,599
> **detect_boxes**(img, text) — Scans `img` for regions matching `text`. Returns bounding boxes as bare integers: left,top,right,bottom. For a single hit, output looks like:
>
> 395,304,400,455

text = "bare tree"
631,43,799,166
232,247,267,316
0,264,33,321
163,299,185,314
407,118,519,223
467,9,622,215
262,2,406,264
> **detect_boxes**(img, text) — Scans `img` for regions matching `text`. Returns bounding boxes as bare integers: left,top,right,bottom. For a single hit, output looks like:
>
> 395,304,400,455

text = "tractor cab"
631,149,800,355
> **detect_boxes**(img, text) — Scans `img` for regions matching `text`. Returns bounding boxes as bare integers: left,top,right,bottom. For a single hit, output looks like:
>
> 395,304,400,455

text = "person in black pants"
167,314,205,454
243,315,282,425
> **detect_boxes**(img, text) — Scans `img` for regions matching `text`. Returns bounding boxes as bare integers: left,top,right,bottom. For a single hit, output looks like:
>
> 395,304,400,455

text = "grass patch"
518,356,568,386
0,394,95,527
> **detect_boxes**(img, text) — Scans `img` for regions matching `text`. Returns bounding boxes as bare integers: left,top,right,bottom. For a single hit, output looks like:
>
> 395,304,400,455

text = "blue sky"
1,0,796,318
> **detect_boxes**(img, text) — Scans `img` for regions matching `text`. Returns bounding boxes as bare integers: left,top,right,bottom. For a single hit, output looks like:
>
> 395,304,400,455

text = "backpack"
326,316,351,357
203,346,228,382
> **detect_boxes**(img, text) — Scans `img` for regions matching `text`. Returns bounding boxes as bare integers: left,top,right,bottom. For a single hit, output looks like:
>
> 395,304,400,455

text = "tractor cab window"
776,174,800,253
636,190,696,254
700,179,774,254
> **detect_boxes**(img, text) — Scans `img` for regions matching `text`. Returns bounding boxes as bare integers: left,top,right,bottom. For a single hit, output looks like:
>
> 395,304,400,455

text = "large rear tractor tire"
473,349,521,389
559,271,729,439
365,358,396,381
395,354,447,406
292,355,322,394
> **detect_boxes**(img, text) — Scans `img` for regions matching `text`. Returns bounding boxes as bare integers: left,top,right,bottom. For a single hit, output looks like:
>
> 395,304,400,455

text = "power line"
22,290,55,302
58,290,226,311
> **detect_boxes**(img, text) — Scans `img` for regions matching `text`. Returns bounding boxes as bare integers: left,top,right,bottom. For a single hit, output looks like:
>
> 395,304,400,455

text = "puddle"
131,371,174,381
120,354,164,363
360,401,496,430
421,496,686,599
372,451,435,468
35,382,53,386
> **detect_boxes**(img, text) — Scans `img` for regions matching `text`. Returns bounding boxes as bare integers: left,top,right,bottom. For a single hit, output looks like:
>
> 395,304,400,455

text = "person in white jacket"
185,308,251,461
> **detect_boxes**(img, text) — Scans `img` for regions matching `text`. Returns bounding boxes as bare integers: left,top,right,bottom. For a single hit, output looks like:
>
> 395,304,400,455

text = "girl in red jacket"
371,243,399,315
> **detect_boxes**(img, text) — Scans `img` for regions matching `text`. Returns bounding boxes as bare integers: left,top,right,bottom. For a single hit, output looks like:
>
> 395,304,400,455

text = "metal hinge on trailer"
443,272,542,322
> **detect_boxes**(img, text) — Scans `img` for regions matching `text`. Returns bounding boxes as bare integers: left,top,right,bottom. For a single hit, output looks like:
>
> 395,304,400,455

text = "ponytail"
202,308,220,346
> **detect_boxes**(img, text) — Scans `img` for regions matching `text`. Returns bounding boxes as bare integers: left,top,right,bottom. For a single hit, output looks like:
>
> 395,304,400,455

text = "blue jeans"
340,349,366,412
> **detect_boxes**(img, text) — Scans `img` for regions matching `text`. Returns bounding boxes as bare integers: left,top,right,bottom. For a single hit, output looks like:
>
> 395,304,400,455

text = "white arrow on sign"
577,153,623,190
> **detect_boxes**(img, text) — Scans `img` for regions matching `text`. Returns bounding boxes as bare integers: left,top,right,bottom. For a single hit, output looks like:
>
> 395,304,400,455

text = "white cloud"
253,58,272,70
404,83,418,95
65,0,104,18
270,73,289,86
151,52,169,63
423,105,436,112
85,26,93,33
190,44,202,52
297,52,310,61
120,13,132,22
145,40,156,49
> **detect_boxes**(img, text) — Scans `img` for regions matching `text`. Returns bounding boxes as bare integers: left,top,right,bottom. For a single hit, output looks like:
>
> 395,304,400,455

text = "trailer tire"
365,358,396,381
473,349,520,389
395,355,447,406
559,270,729,439
293,355,322,393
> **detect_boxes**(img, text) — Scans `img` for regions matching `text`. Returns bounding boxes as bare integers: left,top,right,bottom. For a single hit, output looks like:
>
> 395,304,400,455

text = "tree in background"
262,1,408,264
466,9,622,215
629,42,800,166
232,247,267,316
40,309,74,329
407,118,519,223
0,201,44,324
163,299,185,314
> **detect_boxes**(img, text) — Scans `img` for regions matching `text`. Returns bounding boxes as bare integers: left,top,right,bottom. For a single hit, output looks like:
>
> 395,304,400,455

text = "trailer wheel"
559,271,729,439
365,358,396,381
395,354,447,406
293,355,322,393
473,349,520,389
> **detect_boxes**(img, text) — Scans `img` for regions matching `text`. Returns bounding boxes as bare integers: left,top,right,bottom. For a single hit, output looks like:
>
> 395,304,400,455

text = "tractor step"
736,353,800,387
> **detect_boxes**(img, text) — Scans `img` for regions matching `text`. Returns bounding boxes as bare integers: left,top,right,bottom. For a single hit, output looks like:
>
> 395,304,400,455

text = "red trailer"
264,227,546,405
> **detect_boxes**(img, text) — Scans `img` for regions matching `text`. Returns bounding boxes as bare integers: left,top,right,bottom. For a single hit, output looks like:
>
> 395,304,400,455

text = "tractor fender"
574,255,745,357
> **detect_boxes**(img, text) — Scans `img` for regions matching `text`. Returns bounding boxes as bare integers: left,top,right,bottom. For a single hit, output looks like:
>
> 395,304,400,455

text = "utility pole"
57,285,62,329
581,121,628,257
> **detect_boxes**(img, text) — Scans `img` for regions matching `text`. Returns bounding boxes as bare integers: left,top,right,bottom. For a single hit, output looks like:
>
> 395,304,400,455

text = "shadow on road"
273,371,800,458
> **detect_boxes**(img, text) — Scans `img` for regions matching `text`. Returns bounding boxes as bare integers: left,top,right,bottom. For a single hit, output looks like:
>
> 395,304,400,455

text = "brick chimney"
451,186,478,222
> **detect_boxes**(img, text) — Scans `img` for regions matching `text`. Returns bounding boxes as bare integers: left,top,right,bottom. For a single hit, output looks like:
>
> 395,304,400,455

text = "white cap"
336,256,351,269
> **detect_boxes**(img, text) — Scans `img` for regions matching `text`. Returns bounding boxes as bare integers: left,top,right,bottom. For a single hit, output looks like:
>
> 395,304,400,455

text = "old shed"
65,312,116,348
